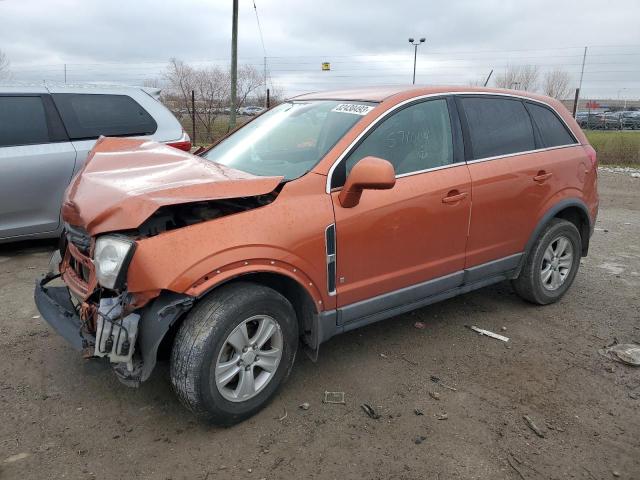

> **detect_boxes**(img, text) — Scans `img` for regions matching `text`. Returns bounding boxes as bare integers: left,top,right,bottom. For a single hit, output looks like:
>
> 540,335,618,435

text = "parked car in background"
621,111,640,130
0,84,190,243
240,106,266,116
35,86,598,425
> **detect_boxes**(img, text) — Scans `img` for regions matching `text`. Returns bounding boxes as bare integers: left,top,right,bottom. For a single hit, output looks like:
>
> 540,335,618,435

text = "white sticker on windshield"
331,103,374,115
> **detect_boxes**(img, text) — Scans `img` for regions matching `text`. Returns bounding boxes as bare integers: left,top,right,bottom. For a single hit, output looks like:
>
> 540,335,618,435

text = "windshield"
203,100,375,180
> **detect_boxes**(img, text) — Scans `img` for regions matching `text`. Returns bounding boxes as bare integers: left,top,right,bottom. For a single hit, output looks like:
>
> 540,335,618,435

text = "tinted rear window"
0,96,50,147
52,93,157,140
461,97,535,159
526,102,576,147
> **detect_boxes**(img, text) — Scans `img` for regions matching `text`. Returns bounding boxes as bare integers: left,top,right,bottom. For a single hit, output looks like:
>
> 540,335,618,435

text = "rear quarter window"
0,96,50,147
460,97,535,159
526,102,576,147
52,93,157,140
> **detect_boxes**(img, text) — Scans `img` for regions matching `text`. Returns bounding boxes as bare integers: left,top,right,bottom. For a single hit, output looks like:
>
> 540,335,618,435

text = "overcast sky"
1,0,639,98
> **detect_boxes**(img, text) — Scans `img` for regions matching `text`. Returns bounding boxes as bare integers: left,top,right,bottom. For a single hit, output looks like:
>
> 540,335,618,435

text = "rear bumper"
34,275,95,351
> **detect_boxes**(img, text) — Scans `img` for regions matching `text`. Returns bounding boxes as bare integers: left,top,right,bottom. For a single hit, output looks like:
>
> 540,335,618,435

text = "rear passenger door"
457,95,579,271
0,94,77,239
51,93,158,175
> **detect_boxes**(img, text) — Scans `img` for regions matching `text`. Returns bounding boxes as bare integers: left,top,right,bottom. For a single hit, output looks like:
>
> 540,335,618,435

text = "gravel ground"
0,171,638,480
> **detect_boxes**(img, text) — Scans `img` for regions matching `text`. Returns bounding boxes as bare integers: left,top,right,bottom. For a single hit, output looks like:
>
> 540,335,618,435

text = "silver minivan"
0,84,189,243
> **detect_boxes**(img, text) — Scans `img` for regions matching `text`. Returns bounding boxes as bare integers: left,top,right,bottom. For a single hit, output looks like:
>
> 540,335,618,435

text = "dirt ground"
1,171,638,480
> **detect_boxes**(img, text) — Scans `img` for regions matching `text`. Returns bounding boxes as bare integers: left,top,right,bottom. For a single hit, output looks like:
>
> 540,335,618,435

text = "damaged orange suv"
35,86,598,424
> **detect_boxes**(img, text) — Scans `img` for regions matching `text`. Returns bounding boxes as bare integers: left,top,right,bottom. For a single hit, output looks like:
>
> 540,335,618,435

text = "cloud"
1,0,638,97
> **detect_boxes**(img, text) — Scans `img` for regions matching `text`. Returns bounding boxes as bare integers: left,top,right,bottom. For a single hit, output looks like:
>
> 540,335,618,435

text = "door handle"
442,191,468,204
533,171,553,183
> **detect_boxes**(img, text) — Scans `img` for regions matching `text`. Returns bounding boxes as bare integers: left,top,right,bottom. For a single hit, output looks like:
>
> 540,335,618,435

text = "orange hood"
62,137,283,235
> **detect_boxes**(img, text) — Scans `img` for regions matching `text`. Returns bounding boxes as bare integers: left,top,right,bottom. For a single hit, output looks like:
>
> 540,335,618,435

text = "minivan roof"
0,83,155,95
291,85,555,103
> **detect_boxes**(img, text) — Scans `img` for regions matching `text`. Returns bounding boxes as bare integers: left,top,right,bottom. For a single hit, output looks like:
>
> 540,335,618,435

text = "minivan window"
204,100,373,180
343,98,454,179
0,96,49,147
461,97,535,159
52,93,157,140
526,102,576,148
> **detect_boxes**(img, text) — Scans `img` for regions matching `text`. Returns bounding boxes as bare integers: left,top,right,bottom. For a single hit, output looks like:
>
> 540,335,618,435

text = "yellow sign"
321,62,330,71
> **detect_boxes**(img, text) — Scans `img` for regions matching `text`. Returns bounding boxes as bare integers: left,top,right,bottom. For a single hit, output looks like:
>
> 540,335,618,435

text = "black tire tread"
512,218,581,305
170,282,297,424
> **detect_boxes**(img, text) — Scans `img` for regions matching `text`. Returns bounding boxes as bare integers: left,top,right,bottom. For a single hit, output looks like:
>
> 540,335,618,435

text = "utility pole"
229,0,239,130
408,37,426,85
574,46,588,118
263,56,268,106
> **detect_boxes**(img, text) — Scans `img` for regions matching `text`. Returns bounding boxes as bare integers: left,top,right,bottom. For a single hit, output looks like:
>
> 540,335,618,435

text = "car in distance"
0,84,190,243
35,86,598,425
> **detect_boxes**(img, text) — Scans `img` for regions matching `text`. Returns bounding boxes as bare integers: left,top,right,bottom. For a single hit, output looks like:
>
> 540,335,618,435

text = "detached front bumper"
34,274,95,351
34,274,194,385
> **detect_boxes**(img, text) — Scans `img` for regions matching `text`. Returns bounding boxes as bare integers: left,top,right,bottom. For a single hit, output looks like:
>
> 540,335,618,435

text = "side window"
461,97,535,159
0,96,50,147
344,98,454,178
52,94,157,140
526,103,576,147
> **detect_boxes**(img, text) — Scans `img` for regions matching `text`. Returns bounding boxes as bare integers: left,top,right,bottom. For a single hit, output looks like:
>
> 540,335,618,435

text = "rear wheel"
512,219,582,305
170,282,298,425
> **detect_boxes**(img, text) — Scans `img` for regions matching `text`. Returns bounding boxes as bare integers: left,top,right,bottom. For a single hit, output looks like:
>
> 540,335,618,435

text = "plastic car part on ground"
601,343,640,366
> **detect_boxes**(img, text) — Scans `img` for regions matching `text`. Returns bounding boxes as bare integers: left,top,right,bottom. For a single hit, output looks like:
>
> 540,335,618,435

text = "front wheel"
170,282,298,425
512,218,582,305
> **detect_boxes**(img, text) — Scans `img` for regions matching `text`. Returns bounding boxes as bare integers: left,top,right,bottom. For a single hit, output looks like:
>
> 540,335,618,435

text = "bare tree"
236,65,264,108
493,65,539,91
0,50,11,80
542,69,572,100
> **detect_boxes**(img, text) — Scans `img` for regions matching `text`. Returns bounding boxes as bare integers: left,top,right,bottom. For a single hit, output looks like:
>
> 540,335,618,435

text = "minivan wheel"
170,282,298,425
512,218,582,305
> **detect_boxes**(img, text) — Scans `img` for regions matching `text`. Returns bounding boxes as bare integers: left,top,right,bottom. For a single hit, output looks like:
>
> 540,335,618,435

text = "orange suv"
35,86,598,424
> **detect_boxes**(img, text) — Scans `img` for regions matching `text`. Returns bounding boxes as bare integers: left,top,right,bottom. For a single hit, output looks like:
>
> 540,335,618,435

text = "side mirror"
338,156,396,208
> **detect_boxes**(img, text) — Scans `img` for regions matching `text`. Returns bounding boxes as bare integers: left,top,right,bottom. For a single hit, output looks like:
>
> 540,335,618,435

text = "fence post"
266,88,270,109
191,90,196,145
572,88,580,117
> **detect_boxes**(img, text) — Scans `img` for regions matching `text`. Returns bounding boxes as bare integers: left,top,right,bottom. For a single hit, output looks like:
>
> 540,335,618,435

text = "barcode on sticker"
331,104,374,115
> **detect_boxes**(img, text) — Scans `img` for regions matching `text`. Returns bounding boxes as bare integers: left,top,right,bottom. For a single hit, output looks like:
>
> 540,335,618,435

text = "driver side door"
329,97,472,323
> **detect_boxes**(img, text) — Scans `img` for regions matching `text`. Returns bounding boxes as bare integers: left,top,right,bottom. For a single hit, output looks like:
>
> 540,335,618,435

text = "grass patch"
584,130,640,166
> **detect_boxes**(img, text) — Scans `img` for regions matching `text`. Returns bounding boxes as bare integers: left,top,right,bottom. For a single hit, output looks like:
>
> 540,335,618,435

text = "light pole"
408,37,426,85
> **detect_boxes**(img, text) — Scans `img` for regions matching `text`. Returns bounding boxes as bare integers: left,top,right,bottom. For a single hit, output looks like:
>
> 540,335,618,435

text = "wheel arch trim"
523,198,592,264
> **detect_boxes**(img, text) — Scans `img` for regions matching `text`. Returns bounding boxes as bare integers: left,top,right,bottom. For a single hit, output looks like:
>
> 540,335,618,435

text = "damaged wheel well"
157,271,319,363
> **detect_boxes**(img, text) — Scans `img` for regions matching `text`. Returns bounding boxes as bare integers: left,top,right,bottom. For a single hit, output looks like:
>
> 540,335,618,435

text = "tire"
170,282,298,425
512,218,582,305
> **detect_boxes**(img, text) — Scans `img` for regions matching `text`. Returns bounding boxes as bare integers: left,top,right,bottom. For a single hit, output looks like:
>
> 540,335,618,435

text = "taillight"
166,131,192,152
584,144,597,169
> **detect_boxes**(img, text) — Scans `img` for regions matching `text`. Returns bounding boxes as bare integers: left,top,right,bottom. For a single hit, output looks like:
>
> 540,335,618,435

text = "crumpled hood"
62,137,283,235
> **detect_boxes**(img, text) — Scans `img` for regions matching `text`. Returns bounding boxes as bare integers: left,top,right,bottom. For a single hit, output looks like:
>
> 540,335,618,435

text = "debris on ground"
501,326,507,332
430,375,457,391
523,414,545,438
414,435,427,445
428,391,441,401
467,325,510,342
299,402,310,410
360,403,381,419
414,408,424,416
379,353,388,358
31,315,40,319
323,391,345,404
414,321,426,329
437,413,448,420
3,452,30,463
600,343,640,366
277,407,288,421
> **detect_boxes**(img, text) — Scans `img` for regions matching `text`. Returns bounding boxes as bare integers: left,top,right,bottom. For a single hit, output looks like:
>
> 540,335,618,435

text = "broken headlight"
94,236,136,290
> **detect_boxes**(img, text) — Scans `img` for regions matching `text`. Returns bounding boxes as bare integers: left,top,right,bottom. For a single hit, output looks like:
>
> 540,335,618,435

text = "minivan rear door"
0,94,77,239
50,92,159,176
